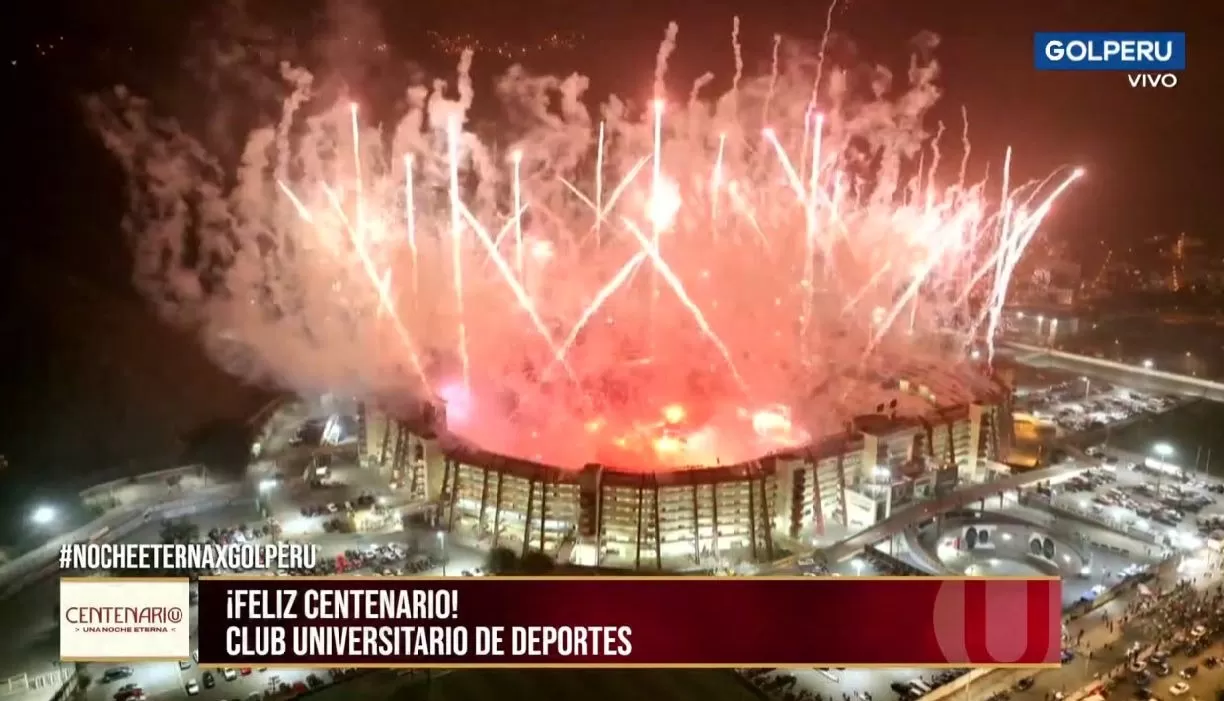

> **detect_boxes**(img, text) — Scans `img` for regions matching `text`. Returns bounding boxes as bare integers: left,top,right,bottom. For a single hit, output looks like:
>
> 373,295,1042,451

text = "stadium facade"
357,374,1015,570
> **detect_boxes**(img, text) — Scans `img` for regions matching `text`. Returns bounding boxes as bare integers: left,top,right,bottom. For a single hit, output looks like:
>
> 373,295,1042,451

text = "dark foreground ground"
307,669,766,701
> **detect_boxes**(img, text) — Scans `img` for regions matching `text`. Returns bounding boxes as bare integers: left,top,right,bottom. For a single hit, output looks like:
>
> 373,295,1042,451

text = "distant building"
1011,242,1082,305
1046,260,1082,305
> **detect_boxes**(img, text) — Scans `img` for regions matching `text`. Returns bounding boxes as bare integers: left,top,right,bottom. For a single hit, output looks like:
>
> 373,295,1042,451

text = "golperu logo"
1034,32,1185,71
932,579,1060,664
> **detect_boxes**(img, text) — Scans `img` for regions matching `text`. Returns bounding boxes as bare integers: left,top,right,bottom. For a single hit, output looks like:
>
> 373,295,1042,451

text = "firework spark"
87,23,1079,471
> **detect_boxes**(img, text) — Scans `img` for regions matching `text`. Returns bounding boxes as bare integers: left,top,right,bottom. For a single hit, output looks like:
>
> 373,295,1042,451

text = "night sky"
1,0,1219,540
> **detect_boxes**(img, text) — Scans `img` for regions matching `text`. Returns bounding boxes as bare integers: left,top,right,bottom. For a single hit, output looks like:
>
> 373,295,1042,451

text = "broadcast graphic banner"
197,577,1061,667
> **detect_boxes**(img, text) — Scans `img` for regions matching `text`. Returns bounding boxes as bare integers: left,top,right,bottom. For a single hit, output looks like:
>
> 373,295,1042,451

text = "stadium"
89,26,1061,572
357,368,1016,570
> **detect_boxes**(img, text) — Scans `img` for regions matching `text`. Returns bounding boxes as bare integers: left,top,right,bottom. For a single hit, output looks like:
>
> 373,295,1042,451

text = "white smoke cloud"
84,18,1072,470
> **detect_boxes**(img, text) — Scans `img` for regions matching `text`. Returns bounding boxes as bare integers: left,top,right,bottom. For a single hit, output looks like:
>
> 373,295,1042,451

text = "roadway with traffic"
763,367,1224,701
773,551,1220,701
1005,343,1224,402
967,552,1223,701
772,513,1172,701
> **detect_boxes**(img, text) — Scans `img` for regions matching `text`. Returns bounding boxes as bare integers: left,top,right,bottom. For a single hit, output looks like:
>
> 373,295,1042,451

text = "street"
952,553,1222,701
1112,646,1224,701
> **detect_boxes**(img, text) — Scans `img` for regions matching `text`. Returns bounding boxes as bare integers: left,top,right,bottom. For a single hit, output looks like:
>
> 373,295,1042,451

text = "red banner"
197,576,1061,667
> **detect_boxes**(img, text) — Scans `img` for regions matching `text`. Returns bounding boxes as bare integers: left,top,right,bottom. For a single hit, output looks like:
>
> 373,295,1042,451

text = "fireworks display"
87,22,1080,471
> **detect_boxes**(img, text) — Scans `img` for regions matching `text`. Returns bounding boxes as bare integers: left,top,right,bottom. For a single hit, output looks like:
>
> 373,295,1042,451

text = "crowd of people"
739,669,814,701
1058,555,1224,699
738,669,858,701
743,550,1220,701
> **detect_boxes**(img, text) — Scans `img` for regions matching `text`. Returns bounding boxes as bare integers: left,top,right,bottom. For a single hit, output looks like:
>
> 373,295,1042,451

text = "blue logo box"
1034,32,1185,71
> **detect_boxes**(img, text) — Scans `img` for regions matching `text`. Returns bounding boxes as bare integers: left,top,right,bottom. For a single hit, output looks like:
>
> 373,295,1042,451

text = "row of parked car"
100,662,365,701
179,668,334,698
205,522,275,545
1063,468,1117,493
300,493,379,517
887,670,969,700
737,667,971,701
979,673,1036,701
1062,454,1222,533
1195,514,1224,540
1031,388,1176,433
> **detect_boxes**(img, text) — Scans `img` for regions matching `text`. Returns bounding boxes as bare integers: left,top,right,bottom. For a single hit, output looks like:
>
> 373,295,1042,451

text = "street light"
851,557,864,576
1079,376,1091,398
1142,359,1154,370
30,505,57,527
254,479,279,519
1151,442,1176,490
436,531,448,576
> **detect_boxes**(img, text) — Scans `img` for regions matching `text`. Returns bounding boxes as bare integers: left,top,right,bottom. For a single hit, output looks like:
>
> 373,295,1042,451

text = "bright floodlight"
30,505,56,526
1142,359,1154,369
1152,442,1175,458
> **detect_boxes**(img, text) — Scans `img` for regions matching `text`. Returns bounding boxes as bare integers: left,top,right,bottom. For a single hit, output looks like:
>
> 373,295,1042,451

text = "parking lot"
1016,379,1180,435
1050,454,1224,549
250,462,413,539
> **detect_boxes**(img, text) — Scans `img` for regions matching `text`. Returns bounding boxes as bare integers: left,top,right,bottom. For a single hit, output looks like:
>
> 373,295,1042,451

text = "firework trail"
86,21,1079,471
